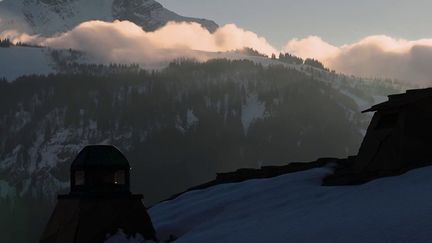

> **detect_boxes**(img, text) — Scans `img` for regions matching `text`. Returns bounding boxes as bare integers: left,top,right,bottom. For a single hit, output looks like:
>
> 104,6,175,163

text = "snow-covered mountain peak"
0,0,218,36
111,0,218,32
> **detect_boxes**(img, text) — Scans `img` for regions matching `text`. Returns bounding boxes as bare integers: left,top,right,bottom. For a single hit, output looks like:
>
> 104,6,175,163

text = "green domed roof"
71,145,130,170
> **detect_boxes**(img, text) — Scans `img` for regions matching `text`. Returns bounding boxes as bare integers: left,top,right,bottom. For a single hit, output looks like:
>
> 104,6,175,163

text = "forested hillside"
0,59,403,242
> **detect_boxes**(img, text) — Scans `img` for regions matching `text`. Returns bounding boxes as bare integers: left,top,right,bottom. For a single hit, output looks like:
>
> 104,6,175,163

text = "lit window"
114,170,126,185
75,171,85,186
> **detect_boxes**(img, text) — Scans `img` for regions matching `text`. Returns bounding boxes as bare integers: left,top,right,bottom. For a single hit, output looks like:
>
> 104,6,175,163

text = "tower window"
114,170,126,185
75,171,85,186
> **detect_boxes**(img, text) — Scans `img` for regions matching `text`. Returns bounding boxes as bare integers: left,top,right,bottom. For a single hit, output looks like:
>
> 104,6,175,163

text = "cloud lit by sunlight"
285,35,432,84
284,36,340,61
2,20,432,84
1,20,277,66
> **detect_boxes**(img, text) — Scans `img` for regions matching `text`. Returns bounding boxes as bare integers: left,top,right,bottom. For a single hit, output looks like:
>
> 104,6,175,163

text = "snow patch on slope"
0,180,16,199
150,166,432,243
0,46,53,80
0,145,22,170
339,89,370,110
241,94,266,134
186,109,199,128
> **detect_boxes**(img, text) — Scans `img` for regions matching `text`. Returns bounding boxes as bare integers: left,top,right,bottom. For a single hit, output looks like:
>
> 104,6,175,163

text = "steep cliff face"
0,0,218,35
112,0,218,32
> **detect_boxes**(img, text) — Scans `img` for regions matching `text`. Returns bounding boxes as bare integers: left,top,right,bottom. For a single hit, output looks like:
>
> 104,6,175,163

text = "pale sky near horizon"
159,0,432,48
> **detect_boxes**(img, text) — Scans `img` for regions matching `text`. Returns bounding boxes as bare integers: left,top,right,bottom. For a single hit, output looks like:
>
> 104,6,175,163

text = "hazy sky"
159,0,432,48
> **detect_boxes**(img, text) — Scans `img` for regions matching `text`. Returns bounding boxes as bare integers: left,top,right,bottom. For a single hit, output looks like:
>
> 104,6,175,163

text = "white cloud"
2,20,432,84
284,36,339,61
284,35,432,84
1,20,277,67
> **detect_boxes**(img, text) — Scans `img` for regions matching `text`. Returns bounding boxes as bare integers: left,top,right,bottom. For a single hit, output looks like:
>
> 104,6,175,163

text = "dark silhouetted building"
40,145,156,243
324,88,432,185
357,88,432,172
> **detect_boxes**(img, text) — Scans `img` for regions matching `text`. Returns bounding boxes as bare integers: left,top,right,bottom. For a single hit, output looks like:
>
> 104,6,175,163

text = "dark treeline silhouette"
0,38,43,48
304,58,329,71
49,49,134,72
277,52,329,72
237,47,268,57
0,38,12,47
278,53,304,65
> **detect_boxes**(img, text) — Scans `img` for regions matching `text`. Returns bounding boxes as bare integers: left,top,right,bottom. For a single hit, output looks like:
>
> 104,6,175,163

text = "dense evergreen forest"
0,59,402,242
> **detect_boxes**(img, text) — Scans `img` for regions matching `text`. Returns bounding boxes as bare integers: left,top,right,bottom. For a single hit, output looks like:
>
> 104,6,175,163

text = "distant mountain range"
0,0,218,35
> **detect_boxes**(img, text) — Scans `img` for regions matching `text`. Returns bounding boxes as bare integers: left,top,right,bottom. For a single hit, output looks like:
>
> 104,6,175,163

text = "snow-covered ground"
0,46,53,80
150,166,432,243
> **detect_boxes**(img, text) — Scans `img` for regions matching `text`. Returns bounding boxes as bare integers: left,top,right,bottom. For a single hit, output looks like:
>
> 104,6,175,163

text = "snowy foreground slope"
149,166,432,243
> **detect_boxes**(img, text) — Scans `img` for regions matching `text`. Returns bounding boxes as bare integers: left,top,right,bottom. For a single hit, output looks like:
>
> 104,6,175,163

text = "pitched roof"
363,88,432,113
71,145,130,170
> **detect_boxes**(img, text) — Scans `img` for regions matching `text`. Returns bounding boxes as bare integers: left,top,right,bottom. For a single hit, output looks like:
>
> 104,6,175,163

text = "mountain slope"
0,46,54,80
0,59,406,242
0,0,218,35
0,59,405,203
150,166,432,242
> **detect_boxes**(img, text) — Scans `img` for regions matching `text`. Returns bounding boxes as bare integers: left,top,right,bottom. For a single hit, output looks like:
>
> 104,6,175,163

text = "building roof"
363,88,432,113
71,145,130,170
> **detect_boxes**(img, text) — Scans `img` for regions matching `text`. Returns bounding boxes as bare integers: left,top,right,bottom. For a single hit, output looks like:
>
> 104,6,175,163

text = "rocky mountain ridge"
0,0,218,35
